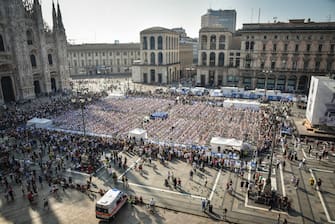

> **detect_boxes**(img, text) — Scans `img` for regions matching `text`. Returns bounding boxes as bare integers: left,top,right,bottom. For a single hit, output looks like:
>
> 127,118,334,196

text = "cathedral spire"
52,1,58,30
57,1,64,30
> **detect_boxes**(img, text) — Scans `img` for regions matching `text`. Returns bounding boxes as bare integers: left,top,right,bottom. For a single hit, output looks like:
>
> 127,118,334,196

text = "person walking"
201,199,206,211
317,178,322,190
43,198,49,210
295,178,300,189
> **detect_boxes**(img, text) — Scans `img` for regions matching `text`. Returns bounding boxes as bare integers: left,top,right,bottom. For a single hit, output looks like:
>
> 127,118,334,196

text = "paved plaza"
0,79,334,224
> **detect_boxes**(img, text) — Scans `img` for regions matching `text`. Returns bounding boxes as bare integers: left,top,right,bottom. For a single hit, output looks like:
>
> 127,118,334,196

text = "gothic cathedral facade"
0,0,70,104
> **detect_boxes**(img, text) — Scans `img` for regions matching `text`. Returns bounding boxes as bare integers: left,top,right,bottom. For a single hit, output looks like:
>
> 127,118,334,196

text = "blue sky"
41,0,335,44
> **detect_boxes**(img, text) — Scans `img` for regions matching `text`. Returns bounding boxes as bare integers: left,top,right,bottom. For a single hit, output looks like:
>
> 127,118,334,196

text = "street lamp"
71,96,92,136
264,106,281,195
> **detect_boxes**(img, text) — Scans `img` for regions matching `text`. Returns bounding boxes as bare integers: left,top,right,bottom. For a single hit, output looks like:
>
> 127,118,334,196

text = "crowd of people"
53,96,267,147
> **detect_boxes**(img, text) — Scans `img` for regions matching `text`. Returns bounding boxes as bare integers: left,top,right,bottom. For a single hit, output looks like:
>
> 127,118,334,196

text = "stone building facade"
132,27,180,84
0,0,70,104
196,27,241,87
67,43,140,76
238,19,335,93
197,19,335,93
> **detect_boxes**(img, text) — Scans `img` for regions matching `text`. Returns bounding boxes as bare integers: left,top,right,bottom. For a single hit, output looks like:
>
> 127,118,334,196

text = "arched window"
245,41,249,50
30,54,37,67
250,41,255,50
143,36,147,50
201,52,207,66
218,53,225,66
27,30,34,45
298,75,308,92
209,52,216,66
210,35,216,50
158,36,163,50
219,35,225,49
166,36,169,49
143,52,148,64
201,35,207,50
158,52,163,65
48,54,53,65
150,36,155,50
0,34,4,51
150,52,155,65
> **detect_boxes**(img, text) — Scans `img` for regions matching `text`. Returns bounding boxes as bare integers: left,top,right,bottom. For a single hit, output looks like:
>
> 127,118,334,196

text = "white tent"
26,118,53,128
128,128,147,140
210,137,243,153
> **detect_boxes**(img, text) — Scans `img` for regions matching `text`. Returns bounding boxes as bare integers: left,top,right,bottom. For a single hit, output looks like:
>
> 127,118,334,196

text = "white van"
95,189,128,220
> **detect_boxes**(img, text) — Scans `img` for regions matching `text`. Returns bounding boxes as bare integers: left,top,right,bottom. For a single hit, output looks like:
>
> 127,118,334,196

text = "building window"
74,60,77,67
110,52,112,56
235,58,240,67
295,44,299,52
307,44,311,52
274,35,278,39
102,52,105,56
30,54,37,67
284,44,288,52
245,41,249,50
263,44,266,51
117,59,120,65
158,36,163,50
264,35,267,40
96,52,98,56
123,52,127,56
296,35,300,40
218,53,224,66
88,60,91,66
73,53,76,57
150,36,155,50
201,35,207,50
261,61,265,69
0,35,5,51
110,60,113,65
245,54,251,68
304,60,309,70
158,52,163,65
96,60,98,66
271,61,275,69
143,36,147,49
201,52,207,66
210,35,216,50
26,30,34,45
81,53,83,57
292,61,297,70
124,59,127,64
250,41,254,51
209,52,215,66
219,35,225,49
273,44,277,52
331,44,335,52
88,52,91,56
229,57,234,67
82,60,84,66
103,60,106,65
117,52,120,56
150,52,155,65
315,61,320,71
48,54,53,65
318,44,322,52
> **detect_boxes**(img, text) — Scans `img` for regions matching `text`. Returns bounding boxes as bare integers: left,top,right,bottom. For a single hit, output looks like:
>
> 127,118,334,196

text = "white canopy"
26,118,53,128
223,99,260,110
210,137,243,153
128,128,147,140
